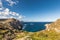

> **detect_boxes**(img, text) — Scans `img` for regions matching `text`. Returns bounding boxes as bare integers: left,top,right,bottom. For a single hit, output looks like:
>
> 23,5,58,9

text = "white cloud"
0,0,24,21
0,0,2,7
6,0,18,6
0,0,4,10
0,8,23,20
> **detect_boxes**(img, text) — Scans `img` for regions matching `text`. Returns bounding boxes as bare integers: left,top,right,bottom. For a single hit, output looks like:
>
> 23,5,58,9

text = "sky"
0,0,60,22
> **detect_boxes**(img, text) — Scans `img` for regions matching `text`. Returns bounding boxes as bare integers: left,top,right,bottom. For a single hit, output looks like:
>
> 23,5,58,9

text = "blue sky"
1,0,60,22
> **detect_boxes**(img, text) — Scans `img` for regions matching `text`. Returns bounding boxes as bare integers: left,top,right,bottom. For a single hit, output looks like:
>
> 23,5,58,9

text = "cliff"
0,18,23,40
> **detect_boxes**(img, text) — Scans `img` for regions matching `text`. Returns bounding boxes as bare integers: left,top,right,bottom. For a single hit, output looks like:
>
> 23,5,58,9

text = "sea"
23,22,52,32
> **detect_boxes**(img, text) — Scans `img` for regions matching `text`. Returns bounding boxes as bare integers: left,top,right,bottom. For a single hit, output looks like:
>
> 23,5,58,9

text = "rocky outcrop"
0,18,23,30
0,18,23,40
45,19,60,32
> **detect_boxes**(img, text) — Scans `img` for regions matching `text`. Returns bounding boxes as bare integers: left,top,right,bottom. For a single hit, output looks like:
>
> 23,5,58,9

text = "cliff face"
45,19,60,32
0,18,23,30
0,18,23,40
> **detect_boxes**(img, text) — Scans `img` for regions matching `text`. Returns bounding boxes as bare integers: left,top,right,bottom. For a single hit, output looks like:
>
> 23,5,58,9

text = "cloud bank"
0,8,23,19
0,0,23,20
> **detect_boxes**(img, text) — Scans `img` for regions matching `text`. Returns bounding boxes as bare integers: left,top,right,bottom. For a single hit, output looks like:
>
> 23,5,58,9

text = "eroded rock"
0,18,23,40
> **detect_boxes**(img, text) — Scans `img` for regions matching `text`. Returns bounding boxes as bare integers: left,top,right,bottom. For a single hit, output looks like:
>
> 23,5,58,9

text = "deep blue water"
23,22,52,32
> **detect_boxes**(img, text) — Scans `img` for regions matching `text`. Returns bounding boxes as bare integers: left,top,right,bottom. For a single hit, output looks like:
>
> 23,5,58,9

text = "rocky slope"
45,19,60,32
0,18,23,40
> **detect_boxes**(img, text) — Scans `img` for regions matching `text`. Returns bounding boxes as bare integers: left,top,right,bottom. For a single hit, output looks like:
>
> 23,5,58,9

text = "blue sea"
23,22,52,32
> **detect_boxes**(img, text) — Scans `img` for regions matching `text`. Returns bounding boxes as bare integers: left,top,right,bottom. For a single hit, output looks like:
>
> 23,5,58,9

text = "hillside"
0,18,23,40
45,19,60,32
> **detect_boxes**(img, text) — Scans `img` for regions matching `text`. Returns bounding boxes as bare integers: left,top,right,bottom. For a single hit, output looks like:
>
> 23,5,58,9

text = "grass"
14,30,60,40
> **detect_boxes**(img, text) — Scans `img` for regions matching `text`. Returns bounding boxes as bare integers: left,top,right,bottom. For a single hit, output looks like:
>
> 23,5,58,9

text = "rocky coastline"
0,18,60,40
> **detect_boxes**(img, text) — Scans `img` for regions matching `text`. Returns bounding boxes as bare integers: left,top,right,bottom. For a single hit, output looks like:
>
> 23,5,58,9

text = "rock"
0,18,23,40
0,18,23,30
45,19,60,32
